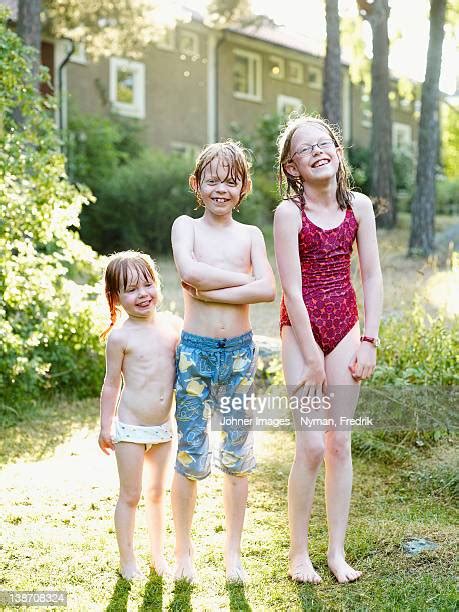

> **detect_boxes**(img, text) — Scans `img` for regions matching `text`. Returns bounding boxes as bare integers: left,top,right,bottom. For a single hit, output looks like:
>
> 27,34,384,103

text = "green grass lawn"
1,398,457,611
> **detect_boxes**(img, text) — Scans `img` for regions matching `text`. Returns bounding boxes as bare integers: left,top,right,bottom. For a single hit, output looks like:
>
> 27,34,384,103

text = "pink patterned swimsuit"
280,205,359,356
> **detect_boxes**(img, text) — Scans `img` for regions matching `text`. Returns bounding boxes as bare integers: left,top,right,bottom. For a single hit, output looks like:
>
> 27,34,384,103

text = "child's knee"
145,485,165,505
325,433,351,461
295,441,325,469
119,487,142,508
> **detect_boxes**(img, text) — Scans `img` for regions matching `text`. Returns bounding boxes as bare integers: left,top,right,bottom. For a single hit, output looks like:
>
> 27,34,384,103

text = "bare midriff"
183,292,251,338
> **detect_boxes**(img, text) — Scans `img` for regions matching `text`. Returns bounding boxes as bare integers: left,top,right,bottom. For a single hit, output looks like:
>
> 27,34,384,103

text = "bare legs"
171,471,249,582
224,473,249,581
115,442,146,580
114,441,172,580
144,441,173,575
282,323,362,583
171,472,198,582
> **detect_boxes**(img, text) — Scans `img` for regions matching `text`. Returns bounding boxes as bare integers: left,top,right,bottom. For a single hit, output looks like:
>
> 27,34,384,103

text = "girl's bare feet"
150,555,171,577
225,550,249,583
174,548,197,583
119,562,146,581
327,553,362,583
288,552,322,584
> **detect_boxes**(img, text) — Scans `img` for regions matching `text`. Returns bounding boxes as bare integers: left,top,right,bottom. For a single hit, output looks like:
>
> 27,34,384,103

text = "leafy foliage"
0,9,103,410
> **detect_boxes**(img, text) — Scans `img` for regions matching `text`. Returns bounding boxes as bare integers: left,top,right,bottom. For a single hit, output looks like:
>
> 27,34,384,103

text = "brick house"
2,2,418,154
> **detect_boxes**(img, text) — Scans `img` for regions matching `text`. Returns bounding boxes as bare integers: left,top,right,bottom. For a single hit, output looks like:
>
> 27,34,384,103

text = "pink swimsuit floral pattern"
280,206,359,355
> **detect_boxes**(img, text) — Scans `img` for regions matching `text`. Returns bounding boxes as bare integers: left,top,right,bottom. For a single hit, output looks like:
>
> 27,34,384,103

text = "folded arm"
194,226,276,304
171,215,253,291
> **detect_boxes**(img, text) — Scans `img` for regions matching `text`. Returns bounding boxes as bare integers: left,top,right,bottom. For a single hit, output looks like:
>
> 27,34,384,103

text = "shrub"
0,9,104,411
436,176,459,216
79,149,198,255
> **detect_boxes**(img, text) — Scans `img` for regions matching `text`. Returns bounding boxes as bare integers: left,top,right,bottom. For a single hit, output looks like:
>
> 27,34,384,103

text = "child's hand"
293,355,327,398
98,429,115,455
348,343,376,381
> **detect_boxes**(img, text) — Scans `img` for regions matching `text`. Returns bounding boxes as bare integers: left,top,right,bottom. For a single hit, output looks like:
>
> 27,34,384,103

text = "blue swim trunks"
175,330,258,480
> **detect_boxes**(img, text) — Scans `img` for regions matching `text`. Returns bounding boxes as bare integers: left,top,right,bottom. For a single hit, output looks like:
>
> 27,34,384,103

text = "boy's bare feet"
327,554,361,583
225,550,248,583
288,552,322,584
150,555,171,577
174,548,197,583
119,563,146,581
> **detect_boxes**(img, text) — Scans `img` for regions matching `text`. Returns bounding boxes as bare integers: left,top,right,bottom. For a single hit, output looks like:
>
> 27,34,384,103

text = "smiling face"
117,263,158,319
191,155,250,217
284,122,341,186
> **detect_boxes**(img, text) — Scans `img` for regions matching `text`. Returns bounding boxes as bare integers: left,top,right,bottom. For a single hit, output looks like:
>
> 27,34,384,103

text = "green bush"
347,145,415,204
436,176,459,216
0,9,104,411
66,110,144,188
80,149,197,254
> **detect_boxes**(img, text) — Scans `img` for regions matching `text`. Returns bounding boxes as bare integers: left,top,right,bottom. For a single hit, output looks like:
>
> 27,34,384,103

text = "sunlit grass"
1,402,456,610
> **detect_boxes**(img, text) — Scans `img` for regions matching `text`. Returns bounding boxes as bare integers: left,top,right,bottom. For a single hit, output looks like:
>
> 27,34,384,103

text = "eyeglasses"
291,139,336,159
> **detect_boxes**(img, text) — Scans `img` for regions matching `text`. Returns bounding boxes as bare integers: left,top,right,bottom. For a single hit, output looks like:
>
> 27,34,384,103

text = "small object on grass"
402,538,438,556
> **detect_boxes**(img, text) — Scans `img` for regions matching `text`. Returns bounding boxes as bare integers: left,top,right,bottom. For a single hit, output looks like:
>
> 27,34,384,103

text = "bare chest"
193,226,252,271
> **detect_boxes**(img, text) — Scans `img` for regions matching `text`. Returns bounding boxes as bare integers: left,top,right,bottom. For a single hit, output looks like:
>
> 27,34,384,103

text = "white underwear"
112,418,173,452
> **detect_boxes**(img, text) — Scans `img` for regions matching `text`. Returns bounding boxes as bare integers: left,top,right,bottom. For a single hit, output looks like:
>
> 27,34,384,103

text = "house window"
180,31,199,56
307,65,322,90
268,55,285,79
109,57,145,119
157,28,175,51
393,122,412,149
233,49,262,101
361,92,372,128
277,95,303,117
287,61,303,84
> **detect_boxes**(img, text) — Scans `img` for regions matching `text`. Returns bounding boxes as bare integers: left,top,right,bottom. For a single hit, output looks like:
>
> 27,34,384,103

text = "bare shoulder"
106,326,127,351
350,192,374,224
171,214,195,232
274,199,302,230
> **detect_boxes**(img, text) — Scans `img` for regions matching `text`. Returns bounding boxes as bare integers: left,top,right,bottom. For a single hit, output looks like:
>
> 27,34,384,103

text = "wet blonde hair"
189,140,252,209
277,113,353,211
101,251,162,340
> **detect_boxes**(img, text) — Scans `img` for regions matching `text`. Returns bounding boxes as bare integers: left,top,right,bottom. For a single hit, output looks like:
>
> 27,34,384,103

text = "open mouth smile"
311,158,330,168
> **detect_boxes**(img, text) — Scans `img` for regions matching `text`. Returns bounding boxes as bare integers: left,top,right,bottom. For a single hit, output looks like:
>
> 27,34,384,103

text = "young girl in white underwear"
98,251,181,580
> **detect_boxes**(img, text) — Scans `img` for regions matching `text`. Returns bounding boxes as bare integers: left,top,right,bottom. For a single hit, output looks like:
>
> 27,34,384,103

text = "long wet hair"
277,113,354,211
189,140,252,210
100,251,162,340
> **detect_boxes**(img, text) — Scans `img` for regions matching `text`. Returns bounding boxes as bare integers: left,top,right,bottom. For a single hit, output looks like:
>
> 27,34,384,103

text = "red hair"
100,251,161,340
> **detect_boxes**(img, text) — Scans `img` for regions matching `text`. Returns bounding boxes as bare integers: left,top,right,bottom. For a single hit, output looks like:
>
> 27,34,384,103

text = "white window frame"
233,49,262,102
109,57,145,120
157,28,175,51
268,55,285,80
307,65,322,90
287,60,303,84
66,41,87,65
392,122,412,150
277,95,303,116
179,30,199,56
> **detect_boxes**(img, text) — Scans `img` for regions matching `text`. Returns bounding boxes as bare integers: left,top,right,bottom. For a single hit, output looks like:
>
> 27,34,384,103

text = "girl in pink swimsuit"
274,115,383,585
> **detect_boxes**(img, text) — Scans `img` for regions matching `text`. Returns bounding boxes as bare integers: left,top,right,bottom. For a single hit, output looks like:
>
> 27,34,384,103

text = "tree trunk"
323,0,342,127
17,0,42,81
409,0,447,256
358,0,396,228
